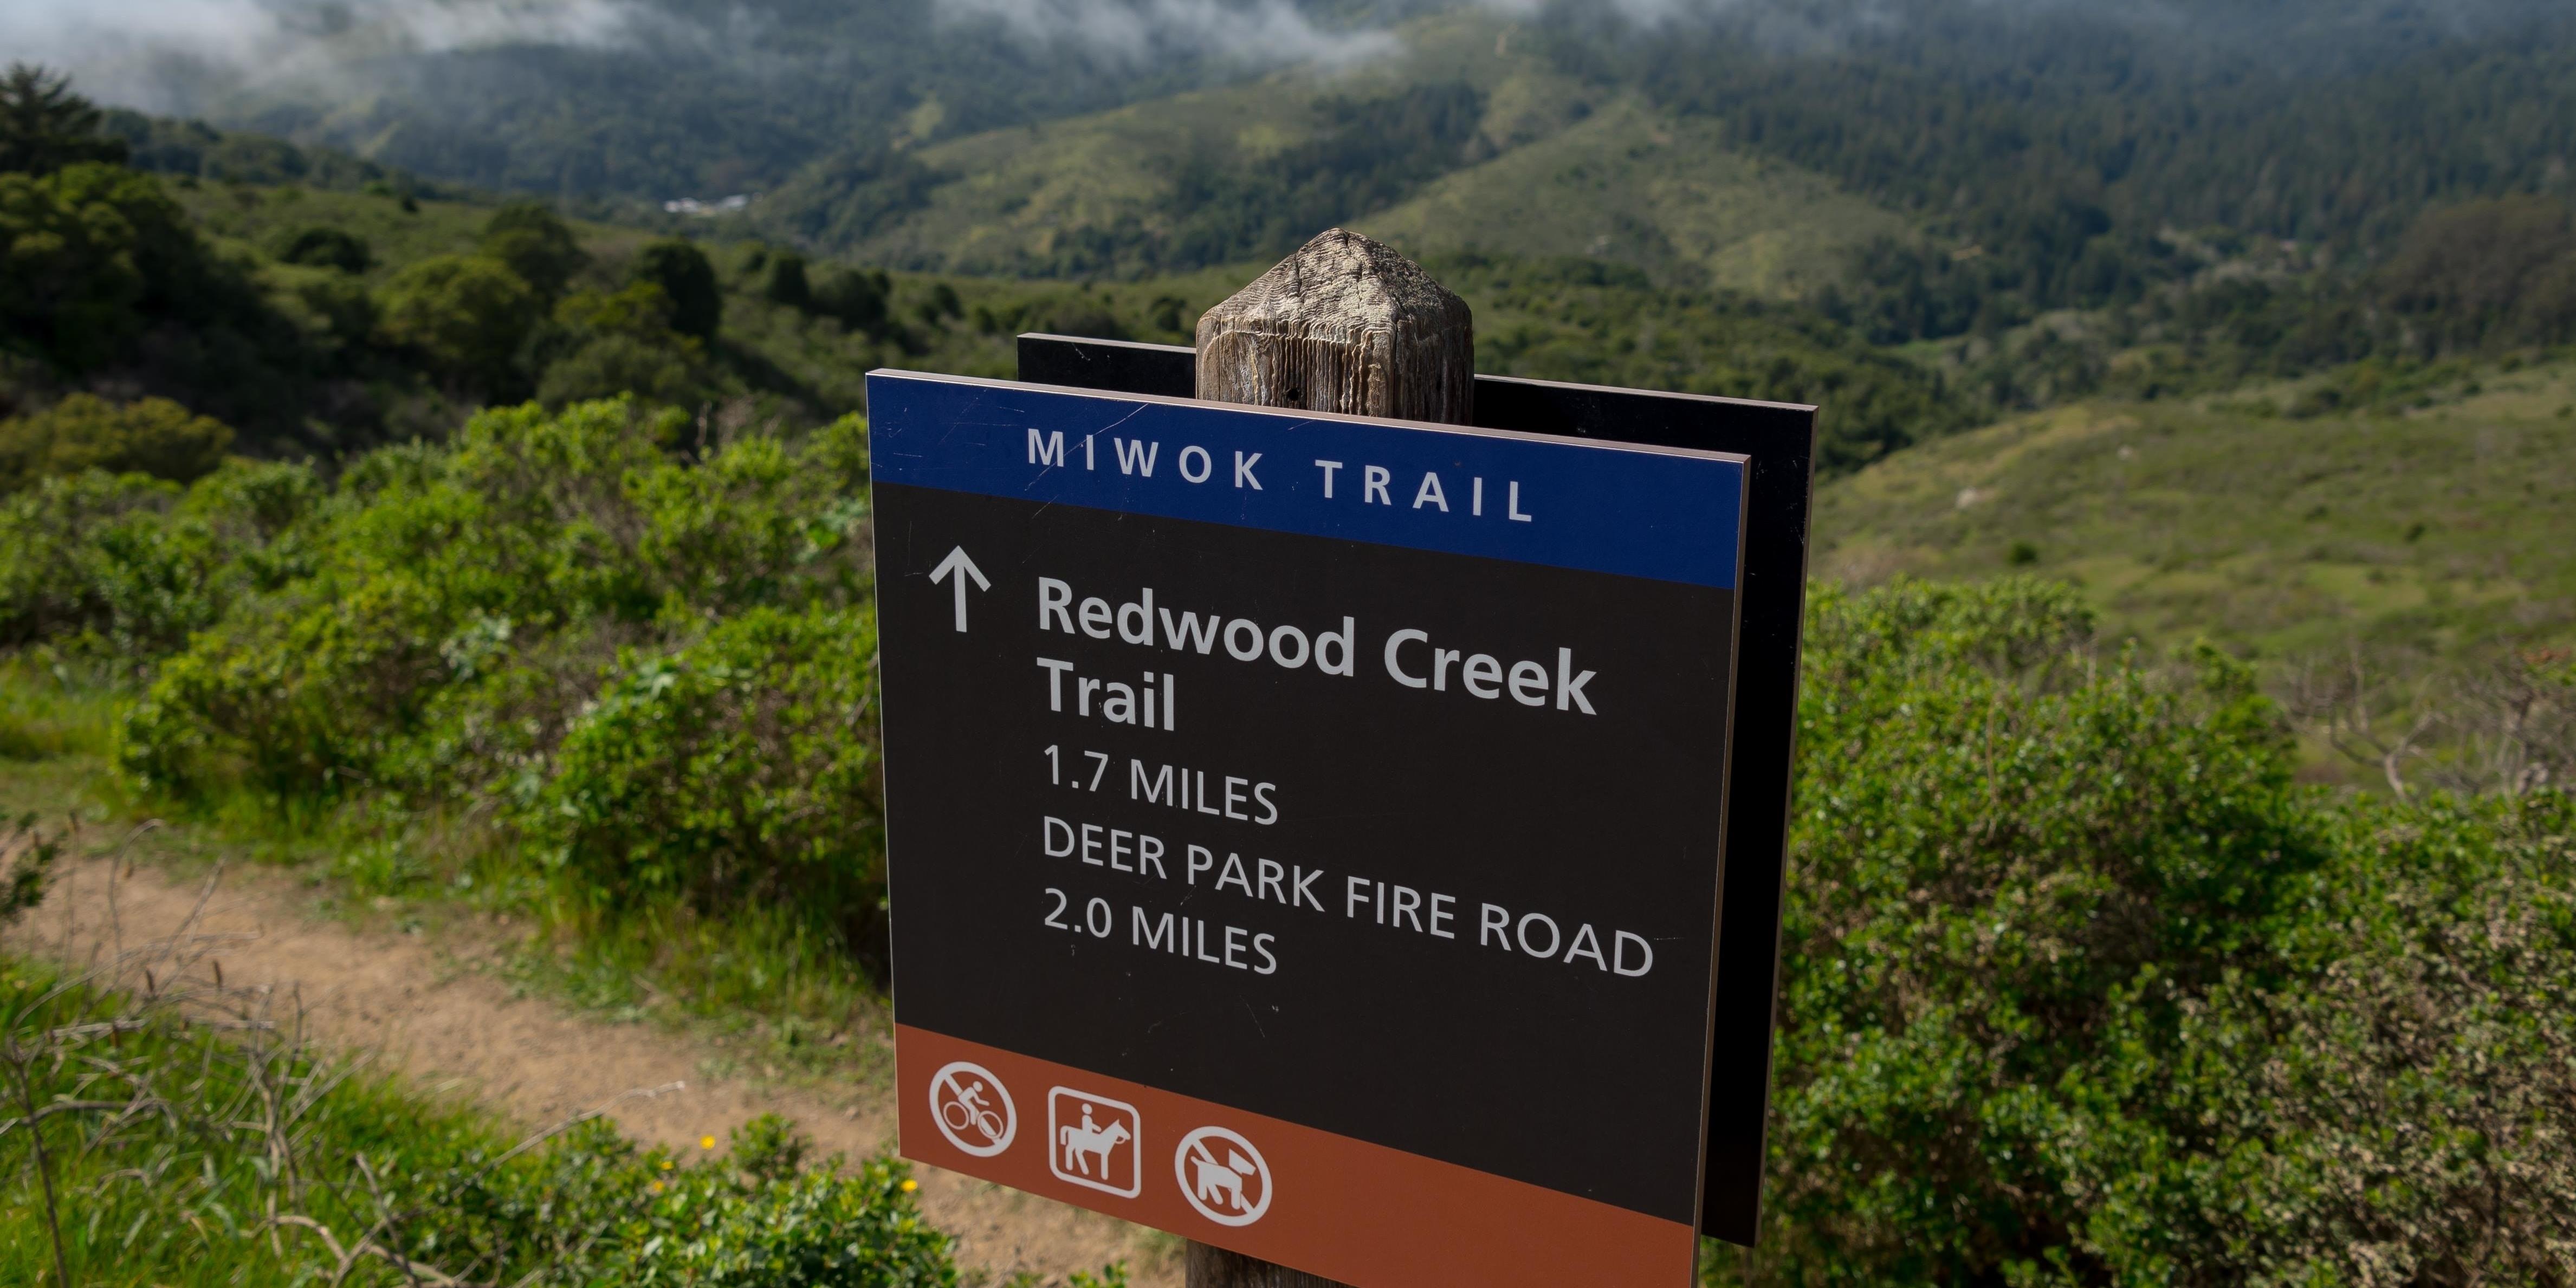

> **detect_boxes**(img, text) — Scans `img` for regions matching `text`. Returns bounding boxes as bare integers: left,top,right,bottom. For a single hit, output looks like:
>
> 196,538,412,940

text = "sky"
2,0,672,113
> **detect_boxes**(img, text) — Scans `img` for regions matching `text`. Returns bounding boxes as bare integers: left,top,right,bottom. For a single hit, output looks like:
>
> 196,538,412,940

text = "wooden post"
1195,228,1473,425
1185,1242,1359,1288
1183,226,1473,1288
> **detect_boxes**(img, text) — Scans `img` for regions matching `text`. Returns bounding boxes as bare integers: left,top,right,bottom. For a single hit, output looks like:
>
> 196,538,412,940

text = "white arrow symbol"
928,546,991,633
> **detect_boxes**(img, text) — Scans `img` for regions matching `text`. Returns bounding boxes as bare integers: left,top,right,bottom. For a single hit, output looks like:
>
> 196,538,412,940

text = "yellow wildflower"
900,1179,918,1193
701,1135,716,1149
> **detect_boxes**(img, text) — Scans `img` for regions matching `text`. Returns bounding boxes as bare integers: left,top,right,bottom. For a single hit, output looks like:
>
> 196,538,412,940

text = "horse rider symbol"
1060,1102,1131,1179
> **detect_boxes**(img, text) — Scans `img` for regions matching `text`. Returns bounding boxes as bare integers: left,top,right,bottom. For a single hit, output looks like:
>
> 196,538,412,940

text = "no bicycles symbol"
929,1061,1017,1157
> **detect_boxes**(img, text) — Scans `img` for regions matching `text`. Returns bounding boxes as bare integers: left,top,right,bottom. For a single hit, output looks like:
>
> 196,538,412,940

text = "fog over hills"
12,0,2573,338
16,0,2568,194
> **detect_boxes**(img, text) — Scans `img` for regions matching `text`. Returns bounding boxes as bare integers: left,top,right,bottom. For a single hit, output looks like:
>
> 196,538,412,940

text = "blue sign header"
865,371,1746,590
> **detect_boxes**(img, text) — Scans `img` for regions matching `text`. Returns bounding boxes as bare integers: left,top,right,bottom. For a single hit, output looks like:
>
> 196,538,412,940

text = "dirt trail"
23,854,1176,1288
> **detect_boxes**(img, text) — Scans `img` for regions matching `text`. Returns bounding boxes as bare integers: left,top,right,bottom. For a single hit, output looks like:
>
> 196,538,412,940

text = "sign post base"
1188,1242,1354,1288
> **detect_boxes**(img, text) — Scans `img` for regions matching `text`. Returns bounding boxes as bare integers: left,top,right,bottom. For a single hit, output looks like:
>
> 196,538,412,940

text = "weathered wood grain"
1194,228,1474,426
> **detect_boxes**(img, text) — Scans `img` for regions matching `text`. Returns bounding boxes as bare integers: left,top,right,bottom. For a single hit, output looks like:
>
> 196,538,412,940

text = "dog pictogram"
1174,1125,1272,1226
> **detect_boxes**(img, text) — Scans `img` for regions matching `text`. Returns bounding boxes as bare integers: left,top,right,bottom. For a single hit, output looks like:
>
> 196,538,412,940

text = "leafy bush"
0,392,233,491
765,250,814,309
813,267,891,336
2081,792,2576,1283
279,225,372,274
374,254,541,393
115,400,871,815
482,200,588,302
0,458,313,657
606,1121,951,1287
1733,578,2576,1284
635,239,722,341
538,281,709,409
525,605,881,931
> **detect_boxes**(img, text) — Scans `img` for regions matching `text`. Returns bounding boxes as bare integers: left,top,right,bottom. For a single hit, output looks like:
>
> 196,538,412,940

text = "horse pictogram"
1173,1125,1272,1226
1047,1088,1141,1197
928,1062,1017,1157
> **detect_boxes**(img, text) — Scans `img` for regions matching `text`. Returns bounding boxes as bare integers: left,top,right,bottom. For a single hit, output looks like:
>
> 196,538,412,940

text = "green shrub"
813,267,890,336
375,254,541,392
1732,578,2574,1284
0,392,234,491
538,281,708,408
631,423,873,616
765,250,813,310
481,200,587,302
607,1120,953,1287
0,463,307,657
114,399,675,799
113,400,871,807
279,224,372,273
540,332,708,408
2066,791,2576,1283
524,604,881,934
634,239,722,340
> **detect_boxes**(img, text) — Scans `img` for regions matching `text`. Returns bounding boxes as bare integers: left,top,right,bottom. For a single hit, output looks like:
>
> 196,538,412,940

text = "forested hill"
37,0,2573,352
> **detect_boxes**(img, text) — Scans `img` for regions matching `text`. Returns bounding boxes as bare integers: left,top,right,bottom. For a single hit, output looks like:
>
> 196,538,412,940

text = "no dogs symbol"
1174,1125,1272,1226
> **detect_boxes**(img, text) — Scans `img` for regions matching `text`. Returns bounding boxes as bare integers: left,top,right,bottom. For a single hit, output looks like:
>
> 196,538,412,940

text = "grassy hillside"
1352,99,1907,299
746,10,1919,297
1813,357,2576,665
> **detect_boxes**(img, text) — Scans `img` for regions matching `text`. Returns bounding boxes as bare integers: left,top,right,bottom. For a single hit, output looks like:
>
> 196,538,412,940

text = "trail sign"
870,367,1769,1286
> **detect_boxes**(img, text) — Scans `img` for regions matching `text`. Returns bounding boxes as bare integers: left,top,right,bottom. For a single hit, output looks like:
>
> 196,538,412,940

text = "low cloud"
2,0,670,115
934,0,1402,69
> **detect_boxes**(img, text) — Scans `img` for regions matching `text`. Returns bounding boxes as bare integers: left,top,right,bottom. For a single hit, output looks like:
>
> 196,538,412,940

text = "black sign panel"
1014,335,1823,1245
872,370,1758,1286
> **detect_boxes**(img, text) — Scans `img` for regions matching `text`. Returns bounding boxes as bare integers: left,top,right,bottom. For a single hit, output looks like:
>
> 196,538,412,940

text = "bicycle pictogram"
928,1061,1017,1157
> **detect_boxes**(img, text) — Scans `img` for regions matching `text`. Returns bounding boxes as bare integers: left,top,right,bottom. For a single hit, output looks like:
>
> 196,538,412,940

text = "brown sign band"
898,1025,1699,1287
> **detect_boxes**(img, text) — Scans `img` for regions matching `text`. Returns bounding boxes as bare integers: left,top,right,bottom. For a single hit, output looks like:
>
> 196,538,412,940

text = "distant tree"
554,280,682,340
480,201,587,301
280,226,372,275
533,280,708,409
0,393,233,491
1,162,214,370
2378,196,2576,351
812,266,889,336
763,250,812,310
537,334,703,409
632,239,722,341
374,255,540,394
0,64,127,177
